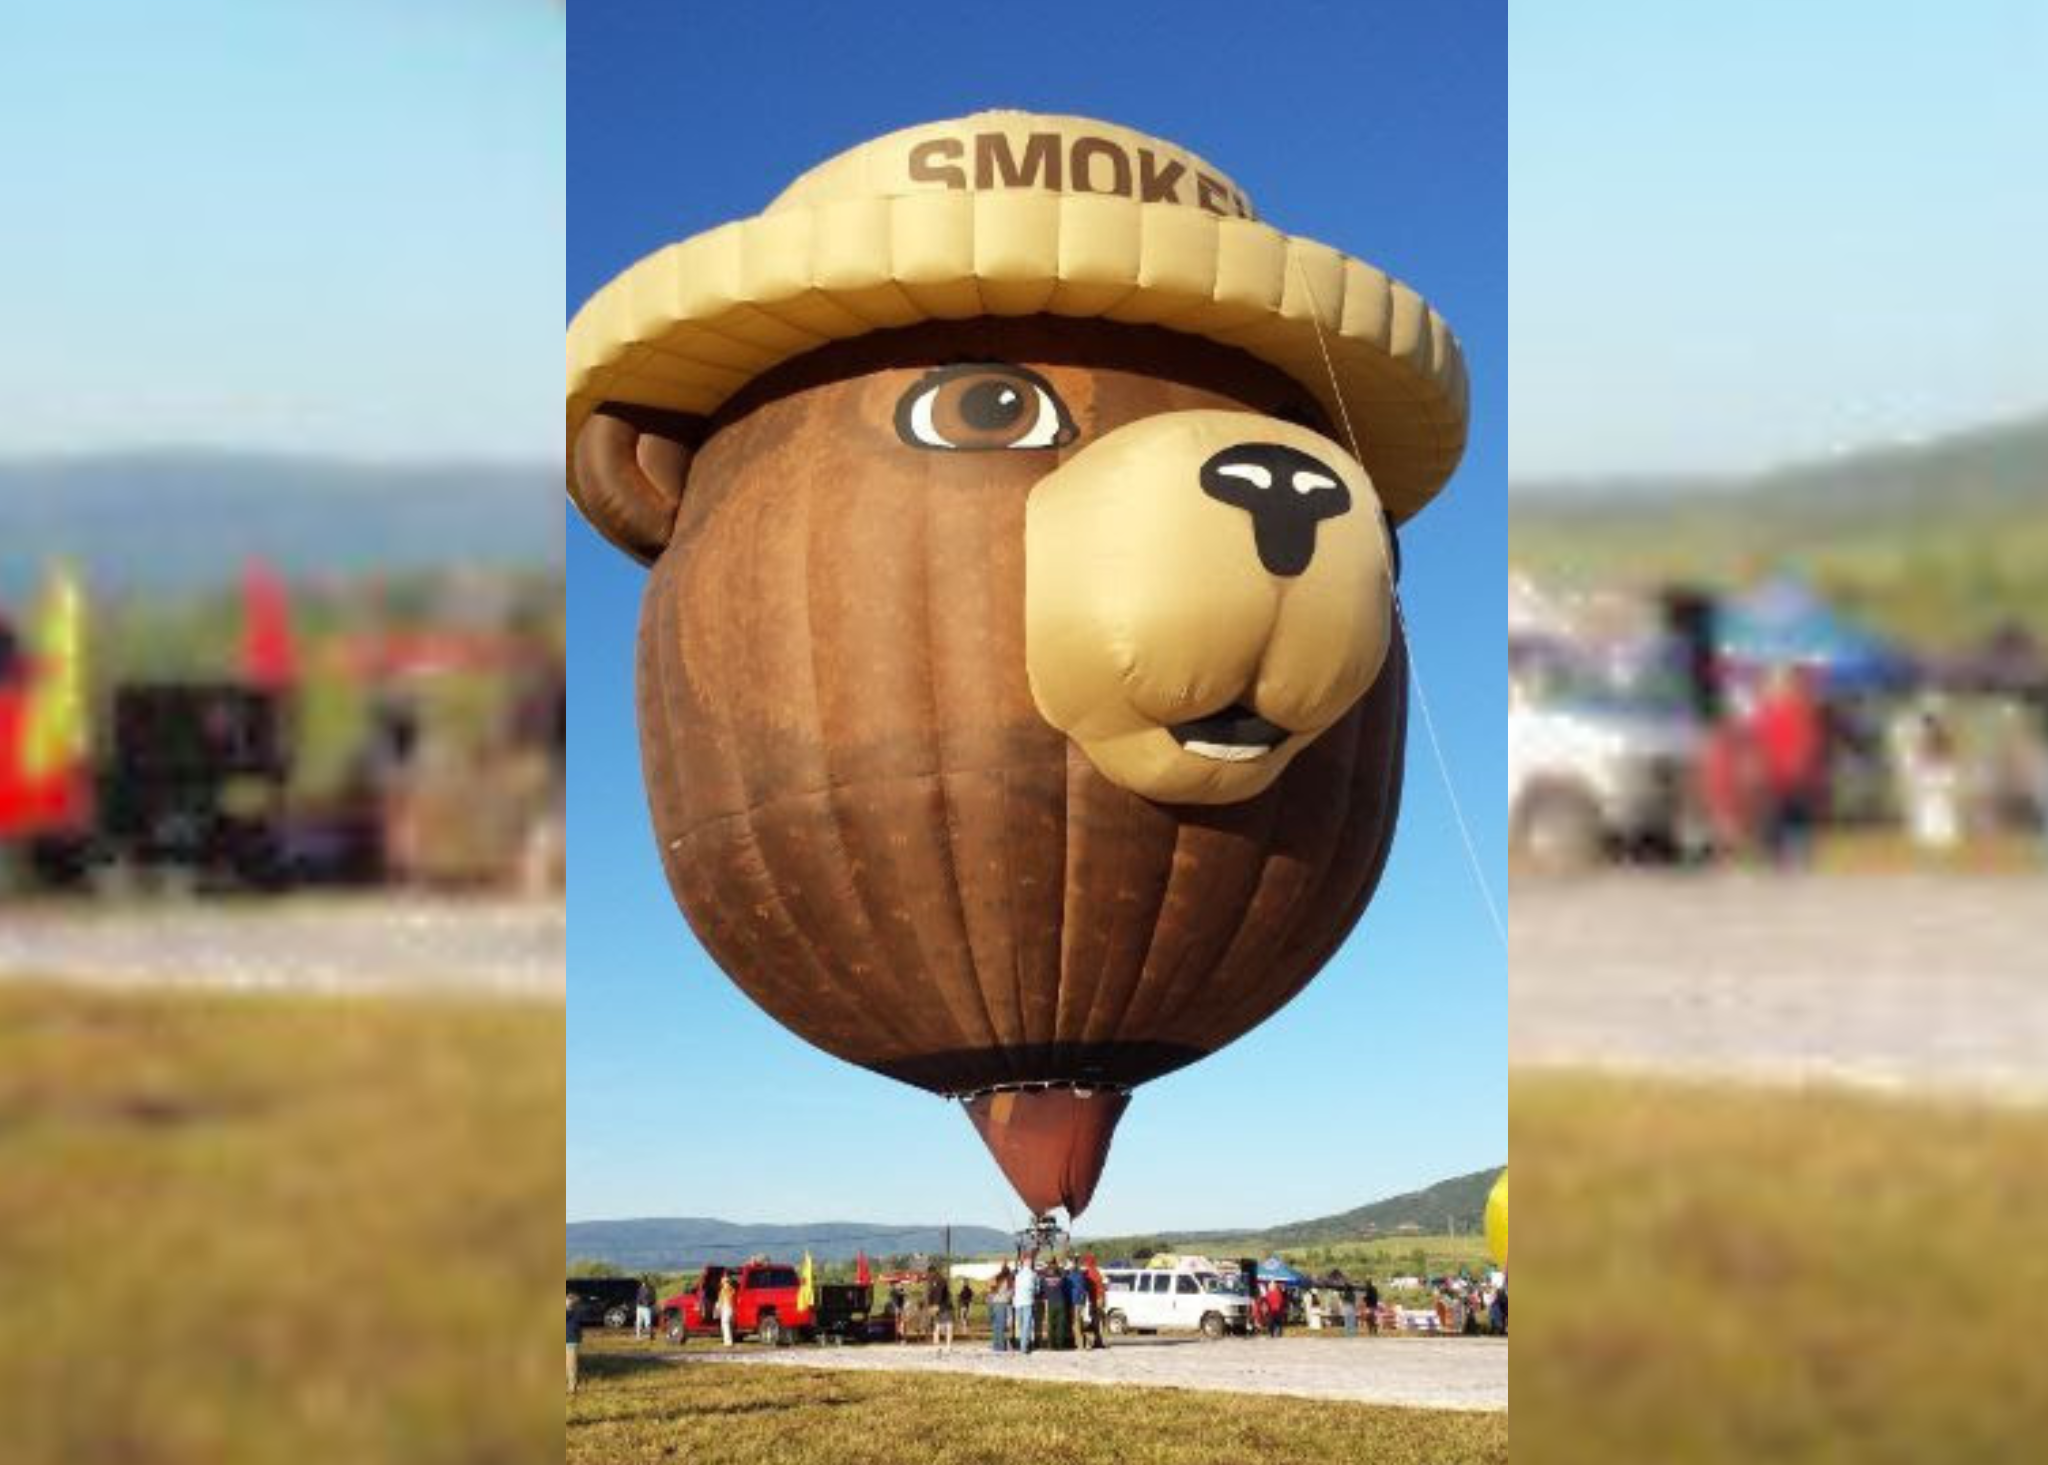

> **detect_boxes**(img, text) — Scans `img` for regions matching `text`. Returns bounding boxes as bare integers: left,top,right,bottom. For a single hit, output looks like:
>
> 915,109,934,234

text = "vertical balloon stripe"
914,444,1011,1063
791,424,967,1058
667,522,881,1053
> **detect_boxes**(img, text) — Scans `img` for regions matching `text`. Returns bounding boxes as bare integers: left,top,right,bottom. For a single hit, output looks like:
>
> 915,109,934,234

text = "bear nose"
1198,442,1353,577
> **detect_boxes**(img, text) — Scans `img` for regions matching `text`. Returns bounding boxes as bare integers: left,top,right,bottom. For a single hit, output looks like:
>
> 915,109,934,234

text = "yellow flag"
22,564,87,778
797,1251,815,1312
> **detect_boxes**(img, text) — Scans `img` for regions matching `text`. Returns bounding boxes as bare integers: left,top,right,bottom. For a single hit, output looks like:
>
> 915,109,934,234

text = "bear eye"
895,364,1077,452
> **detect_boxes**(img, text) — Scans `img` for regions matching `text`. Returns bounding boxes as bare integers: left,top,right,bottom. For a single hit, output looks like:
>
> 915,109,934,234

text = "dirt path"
681,1334,1507,1411
1511,873,2046,1102
0,897,564,999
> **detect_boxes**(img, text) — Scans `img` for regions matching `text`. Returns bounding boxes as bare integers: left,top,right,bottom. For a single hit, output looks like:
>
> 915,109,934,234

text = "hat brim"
567,192,1467,522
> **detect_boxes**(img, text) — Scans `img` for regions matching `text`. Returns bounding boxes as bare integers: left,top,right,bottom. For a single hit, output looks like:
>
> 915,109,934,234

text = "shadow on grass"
577,1351,681,1382
577,1393,857,1427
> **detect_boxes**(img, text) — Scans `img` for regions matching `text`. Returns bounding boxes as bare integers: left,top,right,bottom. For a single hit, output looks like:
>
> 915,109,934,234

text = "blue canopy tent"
1716,578,1915,694
1256,1257,1308,1286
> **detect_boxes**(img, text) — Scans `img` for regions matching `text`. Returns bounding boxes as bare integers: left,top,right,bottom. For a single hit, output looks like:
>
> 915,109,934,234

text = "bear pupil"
961,380,1025,431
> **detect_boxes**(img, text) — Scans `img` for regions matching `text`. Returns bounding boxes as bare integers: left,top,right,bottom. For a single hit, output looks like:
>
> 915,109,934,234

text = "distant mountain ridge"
565,1218,1017,1271
1509,409,2048,646
565,1167,1505,1270
1512,409,2048,510
0,450,563,594
1151,1167,1501,1251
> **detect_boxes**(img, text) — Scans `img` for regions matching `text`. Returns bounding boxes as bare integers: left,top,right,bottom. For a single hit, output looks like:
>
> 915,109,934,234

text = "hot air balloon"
568,113,1467,1221
1486,1170,1509,1266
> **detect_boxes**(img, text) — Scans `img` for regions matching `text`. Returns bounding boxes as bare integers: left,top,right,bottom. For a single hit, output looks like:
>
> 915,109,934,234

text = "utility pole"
944,1224,952,1263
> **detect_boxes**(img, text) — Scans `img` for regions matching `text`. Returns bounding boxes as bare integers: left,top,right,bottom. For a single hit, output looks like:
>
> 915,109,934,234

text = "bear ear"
569,404,701,565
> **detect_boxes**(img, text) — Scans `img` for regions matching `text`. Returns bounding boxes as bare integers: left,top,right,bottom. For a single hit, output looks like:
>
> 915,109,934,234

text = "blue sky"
1512,1,2048,482
567,0,1506,1235
0,0,564,462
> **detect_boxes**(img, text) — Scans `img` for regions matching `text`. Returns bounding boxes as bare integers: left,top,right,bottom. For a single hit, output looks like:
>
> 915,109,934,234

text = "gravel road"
685,1334,1508,1411
0,897,564,999
1511,873,2046,1101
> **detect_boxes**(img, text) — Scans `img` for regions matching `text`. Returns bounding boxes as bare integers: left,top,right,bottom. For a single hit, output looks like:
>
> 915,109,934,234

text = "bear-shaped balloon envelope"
568,113,1469,1220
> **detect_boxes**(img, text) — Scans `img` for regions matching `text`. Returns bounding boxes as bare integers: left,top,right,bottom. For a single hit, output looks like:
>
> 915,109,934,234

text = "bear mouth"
1167,703,1292,762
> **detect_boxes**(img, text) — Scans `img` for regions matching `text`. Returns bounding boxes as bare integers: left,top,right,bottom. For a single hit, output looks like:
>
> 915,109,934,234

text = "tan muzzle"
1025,410,1394,805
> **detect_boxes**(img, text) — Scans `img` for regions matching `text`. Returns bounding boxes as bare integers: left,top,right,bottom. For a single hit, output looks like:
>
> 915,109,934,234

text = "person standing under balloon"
716,1272,737,1348
1265,1280,1288,1339
926,1266,955,1355
633,1276,655,1341
566,1294,582,1395
1045,1259,1072,1351
1013,1257,1039,1356
988,1265,1013,1354
1083,1255,1108,1351
1752,666,1828,866
1063,1258,1089,1350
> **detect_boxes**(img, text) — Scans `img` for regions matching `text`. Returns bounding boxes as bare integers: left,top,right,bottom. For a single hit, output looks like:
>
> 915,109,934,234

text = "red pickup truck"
662,1261,881,1346
663,1262,815,1346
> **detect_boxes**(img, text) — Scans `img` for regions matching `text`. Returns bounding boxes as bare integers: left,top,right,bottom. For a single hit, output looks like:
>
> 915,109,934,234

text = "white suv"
1099,1268,1249,1340
1509,653,1702,872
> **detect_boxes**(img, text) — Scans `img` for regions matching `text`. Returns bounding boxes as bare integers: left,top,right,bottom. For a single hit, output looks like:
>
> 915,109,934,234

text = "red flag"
242,557,298,690
855,1251,870,1288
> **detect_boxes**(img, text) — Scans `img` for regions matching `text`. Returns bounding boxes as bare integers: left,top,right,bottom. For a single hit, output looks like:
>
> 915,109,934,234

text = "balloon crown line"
946,1079,1134,1102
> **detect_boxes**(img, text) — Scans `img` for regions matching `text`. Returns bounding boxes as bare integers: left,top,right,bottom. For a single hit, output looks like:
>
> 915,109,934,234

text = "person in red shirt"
1749,666,1828,866
1264,1280,1288,1339
1081,1254,1107,1351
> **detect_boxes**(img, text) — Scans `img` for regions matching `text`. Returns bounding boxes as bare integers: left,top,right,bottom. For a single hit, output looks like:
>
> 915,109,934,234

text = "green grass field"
0,982,564,1465
1512,1071,2048,1465
567,1335,1508,1464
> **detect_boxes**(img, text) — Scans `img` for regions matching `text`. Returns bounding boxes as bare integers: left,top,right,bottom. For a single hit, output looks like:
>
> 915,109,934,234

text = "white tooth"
1182,741,1272,763
1293,470,1336,494
1216,463,1273,490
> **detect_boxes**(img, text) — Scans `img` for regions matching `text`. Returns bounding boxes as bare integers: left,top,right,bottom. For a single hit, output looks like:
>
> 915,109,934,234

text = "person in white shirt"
1013,1257,1040,1355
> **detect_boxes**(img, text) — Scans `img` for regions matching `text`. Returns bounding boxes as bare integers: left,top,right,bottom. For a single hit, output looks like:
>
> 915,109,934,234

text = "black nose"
1198,443,1352,577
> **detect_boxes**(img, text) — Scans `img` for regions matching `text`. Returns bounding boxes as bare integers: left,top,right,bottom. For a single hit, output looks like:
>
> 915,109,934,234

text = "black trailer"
813,1282,886,1344
89,683,292,889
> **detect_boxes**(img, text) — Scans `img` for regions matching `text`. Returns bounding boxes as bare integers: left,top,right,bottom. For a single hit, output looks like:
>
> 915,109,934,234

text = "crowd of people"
890,1253,1111,1355
1699,669,2048,865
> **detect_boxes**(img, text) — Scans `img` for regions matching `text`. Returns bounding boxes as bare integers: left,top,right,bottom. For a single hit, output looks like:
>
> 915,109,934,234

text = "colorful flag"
797,1252,815,1313
242,556,299,690
855,1251,870,1289
22,564,86,779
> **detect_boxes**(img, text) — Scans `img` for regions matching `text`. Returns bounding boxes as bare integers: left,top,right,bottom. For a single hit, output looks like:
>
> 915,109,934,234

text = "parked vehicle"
566,1276,644,1331
1098,1264,1249,1339
1509,647,1703,872
660,1260,872,1346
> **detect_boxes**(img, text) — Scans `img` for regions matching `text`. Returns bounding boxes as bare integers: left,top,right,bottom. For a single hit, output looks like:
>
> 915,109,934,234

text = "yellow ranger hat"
567,111,1468,521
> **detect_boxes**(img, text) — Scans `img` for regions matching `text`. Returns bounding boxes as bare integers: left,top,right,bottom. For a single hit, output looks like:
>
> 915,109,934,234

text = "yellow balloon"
1485,1170,1509,1265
